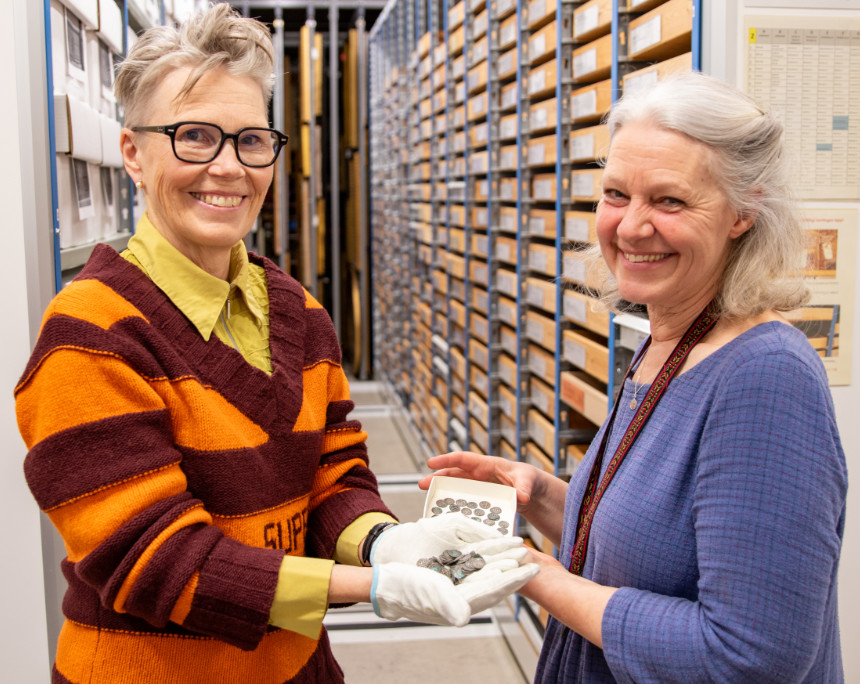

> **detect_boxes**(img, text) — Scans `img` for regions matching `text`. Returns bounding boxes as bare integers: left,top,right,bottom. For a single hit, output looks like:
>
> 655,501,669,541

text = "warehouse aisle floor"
326,380,530,684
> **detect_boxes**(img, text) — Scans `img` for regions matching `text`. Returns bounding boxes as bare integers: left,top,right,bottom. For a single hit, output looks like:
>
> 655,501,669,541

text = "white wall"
705,2,860,680
1,2,53,681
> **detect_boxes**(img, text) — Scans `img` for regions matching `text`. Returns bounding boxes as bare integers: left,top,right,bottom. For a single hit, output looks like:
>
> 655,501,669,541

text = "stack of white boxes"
50,0,209,256
51,0,126,251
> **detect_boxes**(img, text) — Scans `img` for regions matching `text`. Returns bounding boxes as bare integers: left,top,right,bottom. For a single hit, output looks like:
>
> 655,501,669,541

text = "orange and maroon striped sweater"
16,245,392,683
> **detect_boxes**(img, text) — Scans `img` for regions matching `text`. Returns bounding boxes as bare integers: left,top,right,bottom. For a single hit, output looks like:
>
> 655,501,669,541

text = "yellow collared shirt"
122,212,272,373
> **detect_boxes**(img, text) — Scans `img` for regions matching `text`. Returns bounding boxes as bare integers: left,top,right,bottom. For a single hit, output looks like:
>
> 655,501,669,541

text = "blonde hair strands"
115,3,276,129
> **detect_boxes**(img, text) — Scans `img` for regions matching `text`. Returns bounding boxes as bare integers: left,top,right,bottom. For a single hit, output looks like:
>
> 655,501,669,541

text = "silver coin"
431,506,443,514
479,501,491,509
435,499,446,507
473,508,485,517
439,549,462,565
472,517,481,522
417,557,435,568
500,528,509,535
488,513,500,521
455,499,467,507
497,520,510,528
467,501,478,509
489,506,502,514
463,557,486,571
449,504,460,512
483,518,495,526
444,497,455,505
461,507,472,516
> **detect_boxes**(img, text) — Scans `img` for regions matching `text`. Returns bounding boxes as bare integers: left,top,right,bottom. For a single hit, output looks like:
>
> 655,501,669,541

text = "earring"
135,180,143,189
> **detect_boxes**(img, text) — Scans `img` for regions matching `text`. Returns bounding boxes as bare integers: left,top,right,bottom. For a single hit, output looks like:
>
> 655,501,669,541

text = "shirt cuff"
269,555,336,639
334,512,399,566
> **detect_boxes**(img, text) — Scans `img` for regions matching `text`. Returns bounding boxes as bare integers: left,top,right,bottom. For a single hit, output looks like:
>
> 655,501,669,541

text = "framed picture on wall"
72,158,94,221
65,9,86,83
100,166,115,218
99,40,113,98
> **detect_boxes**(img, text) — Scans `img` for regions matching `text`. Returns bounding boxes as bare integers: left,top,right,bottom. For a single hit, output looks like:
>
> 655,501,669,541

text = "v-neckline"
83,244,308,434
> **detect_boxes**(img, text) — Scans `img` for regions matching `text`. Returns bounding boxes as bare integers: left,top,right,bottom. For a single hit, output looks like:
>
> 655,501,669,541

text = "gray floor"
326,380,530,684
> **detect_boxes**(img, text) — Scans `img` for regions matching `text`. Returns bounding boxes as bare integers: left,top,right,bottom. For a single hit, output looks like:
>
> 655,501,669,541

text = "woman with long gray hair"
422,71,847,682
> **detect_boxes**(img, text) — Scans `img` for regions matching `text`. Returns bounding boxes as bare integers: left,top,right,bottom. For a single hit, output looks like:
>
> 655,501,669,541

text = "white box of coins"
423,475,518,536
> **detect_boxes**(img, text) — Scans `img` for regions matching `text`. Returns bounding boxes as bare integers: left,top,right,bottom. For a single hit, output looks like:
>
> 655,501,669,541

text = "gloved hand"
371,559,540,627
370,515,525,568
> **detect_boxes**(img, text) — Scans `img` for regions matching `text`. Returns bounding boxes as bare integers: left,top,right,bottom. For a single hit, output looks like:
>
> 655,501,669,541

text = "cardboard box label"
527,284,546,308
572,133,595,160
530,250,548,272
564,339,587,368
529,70,546,94
497,241,513,261
532,388,550,415
529,354,547,376
530,35,546,61
497,270,517,295
533,178,553,199
574,48,598,78
630,15,662,55
528,144,546,165
565,294,587,323
566,215,590,242
572,171,596,197
572,90,597,118
575,4,600,36
625,68,659,95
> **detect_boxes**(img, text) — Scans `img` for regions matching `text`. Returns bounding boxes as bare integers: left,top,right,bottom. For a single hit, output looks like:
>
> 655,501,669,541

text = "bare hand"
419,451,544,515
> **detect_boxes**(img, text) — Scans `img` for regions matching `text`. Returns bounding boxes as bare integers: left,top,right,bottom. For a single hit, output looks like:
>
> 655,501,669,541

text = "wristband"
361,522,397,566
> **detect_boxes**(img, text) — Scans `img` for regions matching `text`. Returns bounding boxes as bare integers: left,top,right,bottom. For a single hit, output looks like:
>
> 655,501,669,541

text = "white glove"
371,559,540,627
370,515,525,567
372,563,471,626
458,557,540,615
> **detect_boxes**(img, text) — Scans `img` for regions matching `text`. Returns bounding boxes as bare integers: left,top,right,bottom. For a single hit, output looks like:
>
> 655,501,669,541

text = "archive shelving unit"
369,0,699,662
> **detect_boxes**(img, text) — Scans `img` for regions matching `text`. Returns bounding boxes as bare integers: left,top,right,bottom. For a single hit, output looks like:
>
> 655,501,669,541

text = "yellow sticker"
749,28,757,44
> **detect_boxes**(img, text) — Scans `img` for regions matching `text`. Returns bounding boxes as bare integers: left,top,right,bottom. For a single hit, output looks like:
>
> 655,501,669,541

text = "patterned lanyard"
568,302,720,576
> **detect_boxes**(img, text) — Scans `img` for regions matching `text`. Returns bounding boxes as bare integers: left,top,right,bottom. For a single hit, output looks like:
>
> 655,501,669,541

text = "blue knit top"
535,322,847,683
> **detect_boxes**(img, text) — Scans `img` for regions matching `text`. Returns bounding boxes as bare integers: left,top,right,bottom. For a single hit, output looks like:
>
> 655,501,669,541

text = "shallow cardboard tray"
423,475,518,535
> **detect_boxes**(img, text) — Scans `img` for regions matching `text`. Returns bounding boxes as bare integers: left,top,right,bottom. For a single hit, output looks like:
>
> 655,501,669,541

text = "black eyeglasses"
131,121,289,168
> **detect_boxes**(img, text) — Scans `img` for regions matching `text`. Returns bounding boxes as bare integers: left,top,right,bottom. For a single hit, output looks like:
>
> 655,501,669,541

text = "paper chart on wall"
786,208,857,386
744,15,860,201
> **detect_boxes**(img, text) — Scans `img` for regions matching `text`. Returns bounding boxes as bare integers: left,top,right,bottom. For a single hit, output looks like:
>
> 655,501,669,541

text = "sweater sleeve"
601,348,846,683
299,292,396,559
16,324,284,652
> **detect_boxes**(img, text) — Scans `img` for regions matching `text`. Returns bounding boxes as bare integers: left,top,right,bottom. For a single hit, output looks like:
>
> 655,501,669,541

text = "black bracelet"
360,522,397,566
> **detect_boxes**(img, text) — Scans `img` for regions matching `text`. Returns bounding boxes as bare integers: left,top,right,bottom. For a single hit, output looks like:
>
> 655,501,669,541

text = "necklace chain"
629,380,643,410
629,359,646,410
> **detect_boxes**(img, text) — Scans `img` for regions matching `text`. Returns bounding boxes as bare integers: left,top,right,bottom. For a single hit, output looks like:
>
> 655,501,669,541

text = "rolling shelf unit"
370,0,697,664
46,0,210,292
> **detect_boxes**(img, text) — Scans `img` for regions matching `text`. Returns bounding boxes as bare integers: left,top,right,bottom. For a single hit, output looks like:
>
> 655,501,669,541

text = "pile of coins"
430,498,510,535
417,549,486,585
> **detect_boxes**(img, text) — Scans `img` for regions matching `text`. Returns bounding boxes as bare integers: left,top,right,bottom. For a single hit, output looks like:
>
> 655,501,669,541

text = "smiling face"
596,121,754,327
121,67,273,279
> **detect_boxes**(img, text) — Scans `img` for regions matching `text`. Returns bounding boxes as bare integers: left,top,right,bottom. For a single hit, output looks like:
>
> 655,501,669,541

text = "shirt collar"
126,212,266,340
